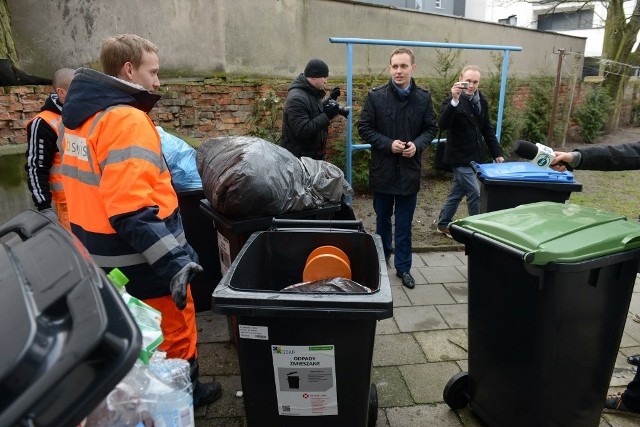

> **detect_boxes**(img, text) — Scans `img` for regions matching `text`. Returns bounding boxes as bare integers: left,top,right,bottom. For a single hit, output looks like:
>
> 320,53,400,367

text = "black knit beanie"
304,59,329,78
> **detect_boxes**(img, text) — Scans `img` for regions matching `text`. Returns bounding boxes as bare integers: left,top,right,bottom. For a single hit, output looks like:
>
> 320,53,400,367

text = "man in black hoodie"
281,58,343,160
25,68,75,230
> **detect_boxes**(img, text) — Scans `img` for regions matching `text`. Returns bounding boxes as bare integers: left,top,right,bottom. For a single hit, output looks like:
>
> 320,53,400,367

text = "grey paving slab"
393,305,449,333
455,265,468,280
373,333,426,366
405,283,457,306
399,362,461,404
437,303,469,329
457,407,491,427
411,252,427,267
375,409,391,427
414,329,468,363
372,366,415,407
386,403,463,427
420,251,465,267
391,285,413,307
197,312,231,343
196,374,244,419
198,342,241,376
416,265,467,284
443,282,469,303
377,317,401,335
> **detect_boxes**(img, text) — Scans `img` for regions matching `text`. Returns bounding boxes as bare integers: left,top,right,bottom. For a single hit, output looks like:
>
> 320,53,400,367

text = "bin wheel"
443,372,470,410
368,383,378,427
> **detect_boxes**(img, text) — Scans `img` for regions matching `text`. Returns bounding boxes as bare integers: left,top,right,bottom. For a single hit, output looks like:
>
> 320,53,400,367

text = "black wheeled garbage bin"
443,201,640,427
471,161,582,213
201,200,341,345
212,220,393,427
177,189,222,312
0,210,142,427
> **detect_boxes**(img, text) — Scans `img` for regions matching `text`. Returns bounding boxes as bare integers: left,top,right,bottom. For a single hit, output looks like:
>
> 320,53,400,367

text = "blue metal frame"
329,37,522,186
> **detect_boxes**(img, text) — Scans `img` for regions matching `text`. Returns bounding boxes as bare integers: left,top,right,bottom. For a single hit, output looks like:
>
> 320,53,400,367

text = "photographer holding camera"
434,65,504,238
281,58,348,160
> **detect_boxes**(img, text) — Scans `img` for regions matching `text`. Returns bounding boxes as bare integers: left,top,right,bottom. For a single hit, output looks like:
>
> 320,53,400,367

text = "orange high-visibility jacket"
26,102,66,209
60,103,197,299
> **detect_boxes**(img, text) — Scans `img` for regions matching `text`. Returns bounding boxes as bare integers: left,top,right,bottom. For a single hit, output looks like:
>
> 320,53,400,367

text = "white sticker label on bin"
271,345,338,416
217,231,231,274
239,324,269,340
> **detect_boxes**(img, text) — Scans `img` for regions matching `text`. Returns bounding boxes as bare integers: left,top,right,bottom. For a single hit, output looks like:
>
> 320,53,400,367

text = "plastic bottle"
107,268,164,364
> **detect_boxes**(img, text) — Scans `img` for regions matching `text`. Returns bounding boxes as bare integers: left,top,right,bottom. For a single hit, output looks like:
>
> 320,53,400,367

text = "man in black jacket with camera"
281,58,347,160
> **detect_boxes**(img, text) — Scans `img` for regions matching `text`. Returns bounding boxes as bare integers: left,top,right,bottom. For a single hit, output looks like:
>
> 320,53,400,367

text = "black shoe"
396,271,415,289
628,354,640,367
604,393,640,415
193,380,223,408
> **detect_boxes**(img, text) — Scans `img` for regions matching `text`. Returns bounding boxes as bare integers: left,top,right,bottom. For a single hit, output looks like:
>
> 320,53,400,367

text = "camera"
458,81,469,89
324,99,350,117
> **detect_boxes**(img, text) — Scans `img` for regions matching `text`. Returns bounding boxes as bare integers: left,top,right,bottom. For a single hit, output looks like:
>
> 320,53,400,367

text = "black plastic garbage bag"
196,136,352,218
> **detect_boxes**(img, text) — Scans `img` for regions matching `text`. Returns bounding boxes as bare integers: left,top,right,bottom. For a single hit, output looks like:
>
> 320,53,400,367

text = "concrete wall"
8,0,585,79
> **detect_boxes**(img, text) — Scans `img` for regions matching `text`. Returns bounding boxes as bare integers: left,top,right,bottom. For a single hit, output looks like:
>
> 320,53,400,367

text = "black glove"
323,99,340,119
329,86,341,101
170,262,203,310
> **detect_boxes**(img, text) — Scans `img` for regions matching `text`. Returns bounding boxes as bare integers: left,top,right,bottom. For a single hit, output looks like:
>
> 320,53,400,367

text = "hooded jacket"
439,92,503,167
59,68,197,300
25,94,65,211
358,79,438,195
280,73,330,159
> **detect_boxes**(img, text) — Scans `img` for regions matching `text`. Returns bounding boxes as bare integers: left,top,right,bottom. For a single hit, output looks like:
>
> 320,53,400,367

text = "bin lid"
451,202,640,265
473,161,578,184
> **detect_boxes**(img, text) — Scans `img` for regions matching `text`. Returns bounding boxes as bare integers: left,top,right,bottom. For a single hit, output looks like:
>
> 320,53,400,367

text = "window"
499,15,517,26
537,9,594,31
435,0,442,8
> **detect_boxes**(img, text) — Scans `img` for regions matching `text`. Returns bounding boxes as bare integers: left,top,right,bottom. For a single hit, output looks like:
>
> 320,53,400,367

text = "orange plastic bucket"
302,245,352,282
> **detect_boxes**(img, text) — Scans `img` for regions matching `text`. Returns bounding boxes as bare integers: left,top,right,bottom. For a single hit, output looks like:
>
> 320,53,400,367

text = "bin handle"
622,232,640,249
271,219,365,232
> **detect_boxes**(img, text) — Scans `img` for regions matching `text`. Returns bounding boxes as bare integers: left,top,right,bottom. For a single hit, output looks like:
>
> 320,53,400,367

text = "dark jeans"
373,192,417,273
622,366,640,411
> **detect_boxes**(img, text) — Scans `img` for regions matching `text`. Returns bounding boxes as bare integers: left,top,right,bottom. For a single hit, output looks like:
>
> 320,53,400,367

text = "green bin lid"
452,202,640,265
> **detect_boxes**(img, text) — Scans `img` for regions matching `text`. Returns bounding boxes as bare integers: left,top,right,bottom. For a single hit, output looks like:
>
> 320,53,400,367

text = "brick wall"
1,78,637,149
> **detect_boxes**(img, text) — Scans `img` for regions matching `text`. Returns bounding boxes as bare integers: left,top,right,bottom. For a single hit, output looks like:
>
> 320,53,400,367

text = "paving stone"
197,312,231,343
386,403,463,426
421,251,465,267
391,285,413,307
372,366,414,407
373,333,426,366
377,317,400,335
414,329,468,362
198,342,241,376
399,362,461,404
443,282,469,303
393,305,448,332
437,303,468,329
405,283,456,306
417,265,466,284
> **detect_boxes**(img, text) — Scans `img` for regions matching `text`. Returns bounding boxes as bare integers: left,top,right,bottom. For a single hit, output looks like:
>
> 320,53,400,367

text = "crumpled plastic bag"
196,135,353,218
157,126,203,191
282,277,372,293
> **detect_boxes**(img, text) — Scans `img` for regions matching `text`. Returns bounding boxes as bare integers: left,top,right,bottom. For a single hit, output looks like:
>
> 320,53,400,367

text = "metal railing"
328,37,522,186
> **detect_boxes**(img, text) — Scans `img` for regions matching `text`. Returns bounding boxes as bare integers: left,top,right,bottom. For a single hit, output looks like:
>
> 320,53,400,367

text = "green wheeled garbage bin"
0,210,142,427
471,161,582,213
443,201,640,427
212,220,393,427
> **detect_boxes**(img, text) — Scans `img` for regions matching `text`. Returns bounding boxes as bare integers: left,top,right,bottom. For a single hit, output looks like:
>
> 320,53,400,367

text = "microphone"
512,140,572,170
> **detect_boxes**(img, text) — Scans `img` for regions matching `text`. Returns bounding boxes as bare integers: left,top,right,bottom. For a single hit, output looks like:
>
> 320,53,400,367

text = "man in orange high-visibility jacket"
25,68,75,230
59,34,221,407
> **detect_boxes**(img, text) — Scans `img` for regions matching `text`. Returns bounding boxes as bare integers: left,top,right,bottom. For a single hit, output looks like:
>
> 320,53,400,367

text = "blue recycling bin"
471,161,582,213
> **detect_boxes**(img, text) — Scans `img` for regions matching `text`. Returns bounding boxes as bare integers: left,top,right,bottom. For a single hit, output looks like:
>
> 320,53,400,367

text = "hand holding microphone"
512,140,573,170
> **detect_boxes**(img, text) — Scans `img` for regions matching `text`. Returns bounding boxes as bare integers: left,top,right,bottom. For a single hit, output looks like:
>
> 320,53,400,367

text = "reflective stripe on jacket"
60,105,197,300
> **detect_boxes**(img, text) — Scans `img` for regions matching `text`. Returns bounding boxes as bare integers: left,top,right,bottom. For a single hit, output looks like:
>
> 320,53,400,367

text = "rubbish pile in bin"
196,136,352,217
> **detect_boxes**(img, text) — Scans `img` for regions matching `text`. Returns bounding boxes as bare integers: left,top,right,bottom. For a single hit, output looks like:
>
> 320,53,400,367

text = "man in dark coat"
358,47,438,289
281,58,343,160
435,65,504,237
